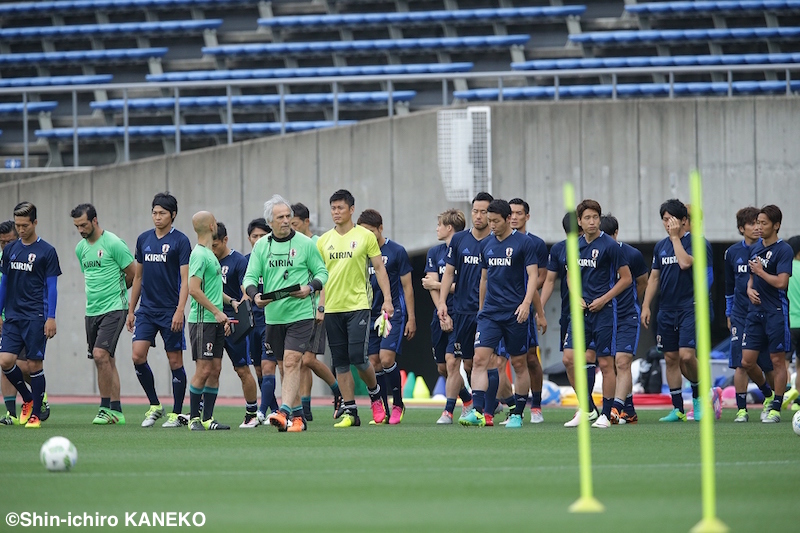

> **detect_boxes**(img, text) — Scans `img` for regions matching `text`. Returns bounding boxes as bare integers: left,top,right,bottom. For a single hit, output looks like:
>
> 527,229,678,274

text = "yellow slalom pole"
688,171,729,533
564,183,604,514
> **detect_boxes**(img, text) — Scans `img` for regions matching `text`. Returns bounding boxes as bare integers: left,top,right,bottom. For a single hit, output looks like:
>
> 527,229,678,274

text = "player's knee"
166,352,183,369
92,350,110,365
615,358,631,372
335,365,350,375
353,361,371,372
437,363,447,377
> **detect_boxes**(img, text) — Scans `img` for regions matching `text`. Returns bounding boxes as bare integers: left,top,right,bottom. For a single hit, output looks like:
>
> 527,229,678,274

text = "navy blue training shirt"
748,239,793,313
576,232,627,306
135,227,192,314
220,249,249,314
425,243,452,330
724,240,754,320
616,241,648,317
651,233,713,310
480,230,537,317
245,252,265,326
0,237,61,320
547,240,570,318
445,229,487,315
369,238,412,317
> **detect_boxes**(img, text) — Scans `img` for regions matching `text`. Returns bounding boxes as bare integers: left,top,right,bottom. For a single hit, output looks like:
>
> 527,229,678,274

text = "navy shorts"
742,309,791,355
224,336,250,368
559,314,570,353
132,310,186,352
564,307,615,356
0,318,47,360
475,311,528,357
368,312,405,355
528,313,539,348
447,312,476,360
431,323,449,365
615,313,640,355
247,322,267,365
729,315,773,371
656,307,695,353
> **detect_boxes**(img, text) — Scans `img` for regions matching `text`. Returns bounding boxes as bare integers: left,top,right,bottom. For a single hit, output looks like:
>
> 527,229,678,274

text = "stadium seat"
570,27,800,44
511,53,800,70
0,101,58,114
202,35,530,57
626,1,800,15
147,62,474,82
0,1,261,17
90,91,416,112
0,75,113,87
34,121,357,139
257,6,586,29
0,48,168,66
0,20,221,40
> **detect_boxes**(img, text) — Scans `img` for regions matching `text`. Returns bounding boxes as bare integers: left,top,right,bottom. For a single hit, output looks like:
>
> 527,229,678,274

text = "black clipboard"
263,284,302,301
228,299,254,344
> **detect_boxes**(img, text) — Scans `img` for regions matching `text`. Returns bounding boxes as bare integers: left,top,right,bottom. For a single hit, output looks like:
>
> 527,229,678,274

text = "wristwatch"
317,306,325,313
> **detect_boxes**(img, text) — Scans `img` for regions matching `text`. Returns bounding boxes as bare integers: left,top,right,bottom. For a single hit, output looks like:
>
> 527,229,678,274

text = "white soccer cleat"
591,414,611,428
530,408,544,424
564,411,582,427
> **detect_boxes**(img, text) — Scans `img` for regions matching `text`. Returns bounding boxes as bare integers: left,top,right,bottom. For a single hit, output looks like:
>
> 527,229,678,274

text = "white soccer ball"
793,411,800,437
40,436,77,472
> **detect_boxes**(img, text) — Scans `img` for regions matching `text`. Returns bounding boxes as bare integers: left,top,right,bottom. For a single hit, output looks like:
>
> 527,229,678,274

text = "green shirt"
188,244,223,324
75,230,135,317
243,231,328,325
789,259,800,328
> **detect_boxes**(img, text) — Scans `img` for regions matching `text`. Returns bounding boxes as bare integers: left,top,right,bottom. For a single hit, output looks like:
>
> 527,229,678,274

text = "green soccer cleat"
189,417,204,431
141,404,164,427
39,393,50,421
761,393,774,421
334,413,360,428
161,412,183,428
782,388,799,410
459,408,486,427
733,409,749,423
692,398,703,421
202,419,230,430
659,409,687,422
505,414,523,428
0,411,18,425
761,409,781,424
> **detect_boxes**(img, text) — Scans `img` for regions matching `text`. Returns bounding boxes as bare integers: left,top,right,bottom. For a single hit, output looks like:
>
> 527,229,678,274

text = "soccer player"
641,199,713,422
0,201,62,428
290,202,343,421
423,209,472,424
211,222,259,428
542,214,598,420
357,209,416,425
724,207,775,422
437,193,493,420
506,197,548,424
186,211,232,431
244,218,270,391
245,195,328,432
562,200,631,429
741,205,793,423
126,193,191,428
599,215,649,424
459,199,546,428
72,203,136,425
316,189,392,428
0,221,23,425
784,235,800,410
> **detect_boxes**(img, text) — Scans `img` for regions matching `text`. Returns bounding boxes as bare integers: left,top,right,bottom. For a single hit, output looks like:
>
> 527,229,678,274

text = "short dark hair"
659,198,688,220
487,199,511,219
152,192,178,219
247,218,270,236
735,206,760,233
577,199,601,219
357,209,382,228
508,198,529,215
70,203,97,221
0,220,17,236
600,214,619,235
13,201,36,223
472,192,494,205
291,202,310,221
214,222,228,240
787,235,800,258
760,204,782,229
330,189,355,207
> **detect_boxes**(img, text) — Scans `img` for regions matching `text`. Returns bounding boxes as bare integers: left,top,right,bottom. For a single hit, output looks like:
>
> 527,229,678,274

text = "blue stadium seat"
0,74,113,87
0,1,261,16
202,35,530,57
626,1,800,15
90,91,417,111
258,6,586,29
0,20,221,40
0,101,58,114
512,52,800,70
34,121,358,139
0,48,167,66
570,27,800,44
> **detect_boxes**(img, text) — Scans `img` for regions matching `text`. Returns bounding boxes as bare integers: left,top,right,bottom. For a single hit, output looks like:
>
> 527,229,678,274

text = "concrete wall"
2,96,798,397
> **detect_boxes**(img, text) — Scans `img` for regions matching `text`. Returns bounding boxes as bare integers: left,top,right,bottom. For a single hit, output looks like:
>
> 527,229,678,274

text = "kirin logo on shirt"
162,244,170,254
505,247,513,258
221,265,229,283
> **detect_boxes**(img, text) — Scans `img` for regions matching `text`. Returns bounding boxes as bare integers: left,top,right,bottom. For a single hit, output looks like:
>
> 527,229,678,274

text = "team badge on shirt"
289,248,297,258
350,241,357,250
97,249,104,258
28,253,36,263
766,250,772,260
505,247,513,258
592,249,599,260
162,244,170,254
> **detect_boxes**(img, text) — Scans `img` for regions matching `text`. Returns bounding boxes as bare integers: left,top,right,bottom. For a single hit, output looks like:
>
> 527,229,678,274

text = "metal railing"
1,63,798,168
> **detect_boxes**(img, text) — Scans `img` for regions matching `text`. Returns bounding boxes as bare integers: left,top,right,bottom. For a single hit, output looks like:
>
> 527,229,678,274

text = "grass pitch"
1,405,798,533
